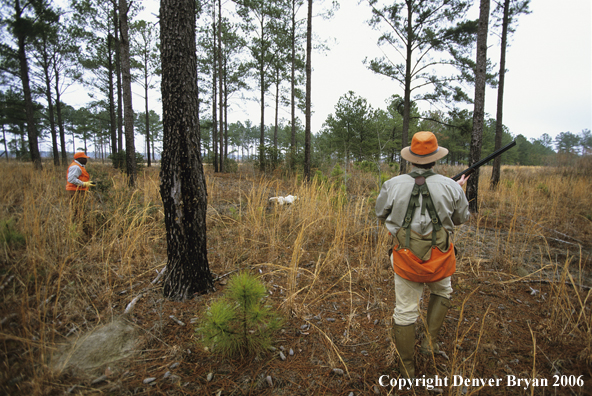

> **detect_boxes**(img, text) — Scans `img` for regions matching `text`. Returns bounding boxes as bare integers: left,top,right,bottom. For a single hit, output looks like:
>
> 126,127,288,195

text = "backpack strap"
401,170,443,248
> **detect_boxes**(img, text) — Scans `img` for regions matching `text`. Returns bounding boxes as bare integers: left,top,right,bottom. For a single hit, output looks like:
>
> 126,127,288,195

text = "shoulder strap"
401,170,443,248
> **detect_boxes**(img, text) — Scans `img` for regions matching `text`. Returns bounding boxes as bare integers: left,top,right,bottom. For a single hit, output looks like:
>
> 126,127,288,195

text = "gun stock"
452,140,517,181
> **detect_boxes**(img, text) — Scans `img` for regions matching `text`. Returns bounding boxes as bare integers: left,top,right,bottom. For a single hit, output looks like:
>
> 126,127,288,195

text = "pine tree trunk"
108,30,118,154
290,0,296,169
490,0,509,189
145,79,151,167
390,125,396,163
160,0,213,300
304,0,312,181
467,0,490,213
53,61,68,164
2,124,8,161
218,0,224,172
212,3,219,173
15,0,42,170
42,39,59,166
119,0,136,187
259,15,265,173
114,3,124,154
400,1,413,175
224,57,229,162
274,67,279,151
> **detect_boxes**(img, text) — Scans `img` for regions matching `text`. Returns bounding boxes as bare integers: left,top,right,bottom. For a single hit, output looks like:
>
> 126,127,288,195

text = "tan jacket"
375,167,470,237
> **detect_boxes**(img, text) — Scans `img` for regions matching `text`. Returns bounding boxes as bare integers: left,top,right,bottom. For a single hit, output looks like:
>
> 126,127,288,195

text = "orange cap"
74,152,90,159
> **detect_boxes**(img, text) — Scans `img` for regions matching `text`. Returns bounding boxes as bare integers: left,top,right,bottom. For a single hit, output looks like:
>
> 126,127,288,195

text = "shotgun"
451,140,517,181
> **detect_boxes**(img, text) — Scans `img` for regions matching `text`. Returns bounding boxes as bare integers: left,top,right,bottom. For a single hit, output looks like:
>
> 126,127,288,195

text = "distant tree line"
314,91,589,168
1,0,588,180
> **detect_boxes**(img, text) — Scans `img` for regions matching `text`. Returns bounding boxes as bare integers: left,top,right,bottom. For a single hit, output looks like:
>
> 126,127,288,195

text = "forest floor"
1,163,591,395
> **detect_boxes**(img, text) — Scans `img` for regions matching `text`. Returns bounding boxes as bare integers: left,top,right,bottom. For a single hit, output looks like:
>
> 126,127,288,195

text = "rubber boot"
420,294,451,355
393,323,415,378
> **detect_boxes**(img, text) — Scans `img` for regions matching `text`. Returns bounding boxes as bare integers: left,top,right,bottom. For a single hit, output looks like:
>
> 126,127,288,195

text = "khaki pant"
392,254,453,325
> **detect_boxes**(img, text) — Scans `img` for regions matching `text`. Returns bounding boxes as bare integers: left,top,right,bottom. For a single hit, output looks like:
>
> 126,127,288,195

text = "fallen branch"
213,269,240,282
503,231,582,247
519,216,585,245
124,294,143,315
38,294,55,310
169,315,185,326
479,273,592,291
152,266,167,284
0,313,17,326
0,275,14,291
516,279,592,291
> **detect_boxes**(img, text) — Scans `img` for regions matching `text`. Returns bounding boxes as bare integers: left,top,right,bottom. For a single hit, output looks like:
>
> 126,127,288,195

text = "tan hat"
74,152,90,159
401,131,448,164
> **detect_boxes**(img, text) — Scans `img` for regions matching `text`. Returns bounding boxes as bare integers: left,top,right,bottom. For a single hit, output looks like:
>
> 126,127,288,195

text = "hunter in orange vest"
66,152,96,198
376,132,470,378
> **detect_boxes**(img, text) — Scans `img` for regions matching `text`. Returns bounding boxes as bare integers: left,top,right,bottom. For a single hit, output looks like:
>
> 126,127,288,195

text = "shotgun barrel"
451,140,517,181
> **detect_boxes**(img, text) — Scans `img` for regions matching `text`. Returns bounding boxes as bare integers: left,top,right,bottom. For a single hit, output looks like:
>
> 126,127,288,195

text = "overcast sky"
298,0,592,141
61,0,591,153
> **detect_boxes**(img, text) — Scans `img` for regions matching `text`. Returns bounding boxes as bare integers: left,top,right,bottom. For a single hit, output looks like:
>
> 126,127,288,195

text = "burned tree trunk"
303,0,312,181
119,0,136,187
160,0,213,300
490,0,510,189
466,0,490,213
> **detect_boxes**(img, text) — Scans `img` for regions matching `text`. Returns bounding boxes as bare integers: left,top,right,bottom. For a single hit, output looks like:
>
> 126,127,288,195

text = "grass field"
0,159,591,395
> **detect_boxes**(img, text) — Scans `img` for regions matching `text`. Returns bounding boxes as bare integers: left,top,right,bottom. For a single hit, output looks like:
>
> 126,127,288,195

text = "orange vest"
66,161,90,191
390,170,456,283
392,243,456,283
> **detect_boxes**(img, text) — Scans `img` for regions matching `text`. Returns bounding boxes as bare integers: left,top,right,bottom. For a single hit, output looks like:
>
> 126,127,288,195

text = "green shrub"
388,162,400,174
224,157,239,173
108,150,145,171
354,160,378,173
330,163,344,178
197,272,283,357
256,145,283,173
86,167,112,195
313,170,328,184
0,219,25,247
379,172,390,186
537,183,550,196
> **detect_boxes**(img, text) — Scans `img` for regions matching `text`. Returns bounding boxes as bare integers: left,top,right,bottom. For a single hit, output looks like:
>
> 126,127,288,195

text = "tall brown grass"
0,159,590,393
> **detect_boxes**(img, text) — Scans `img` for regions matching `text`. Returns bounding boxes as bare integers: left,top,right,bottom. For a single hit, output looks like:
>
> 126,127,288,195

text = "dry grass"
0,159,591,394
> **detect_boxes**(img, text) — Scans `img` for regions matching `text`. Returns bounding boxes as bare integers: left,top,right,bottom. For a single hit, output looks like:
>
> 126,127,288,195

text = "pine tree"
198,272,283,357
490,0,530,188
119,0,136,187
366,0,475,174
160,0,213,300
466,0,490,213
3,0,58,169
303,0,312,180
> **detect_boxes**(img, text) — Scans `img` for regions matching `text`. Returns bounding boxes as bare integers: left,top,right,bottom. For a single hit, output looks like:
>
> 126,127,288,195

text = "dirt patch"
51,317,139,374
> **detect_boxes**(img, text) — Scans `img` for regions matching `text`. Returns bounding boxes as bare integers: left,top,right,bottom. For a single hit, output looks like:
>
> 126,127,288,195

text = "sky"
302,0,592,141
58,0,591,153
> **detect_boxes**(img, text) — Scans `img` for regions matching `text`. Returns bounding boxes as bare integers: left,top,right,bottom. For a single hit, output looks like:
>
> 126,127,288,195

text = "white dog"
269,195,298,205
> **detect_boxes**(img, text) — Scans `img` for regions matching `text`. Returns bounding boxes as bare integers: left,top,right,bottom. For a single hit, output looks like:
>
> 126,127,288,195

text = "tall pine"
366,0,474,174
466,0,490,213
160,0,213,300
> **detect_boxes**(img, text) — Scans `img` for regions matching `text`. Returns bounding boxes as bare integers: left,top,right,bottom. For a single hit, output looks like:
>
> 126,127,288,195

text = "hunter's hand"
457,174,469,187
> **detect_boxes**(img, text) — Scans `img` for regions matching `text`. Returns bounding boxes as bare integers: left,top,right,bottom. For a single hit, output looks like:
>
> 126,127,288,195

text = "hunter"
375,131,470,378
66,152,95,219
